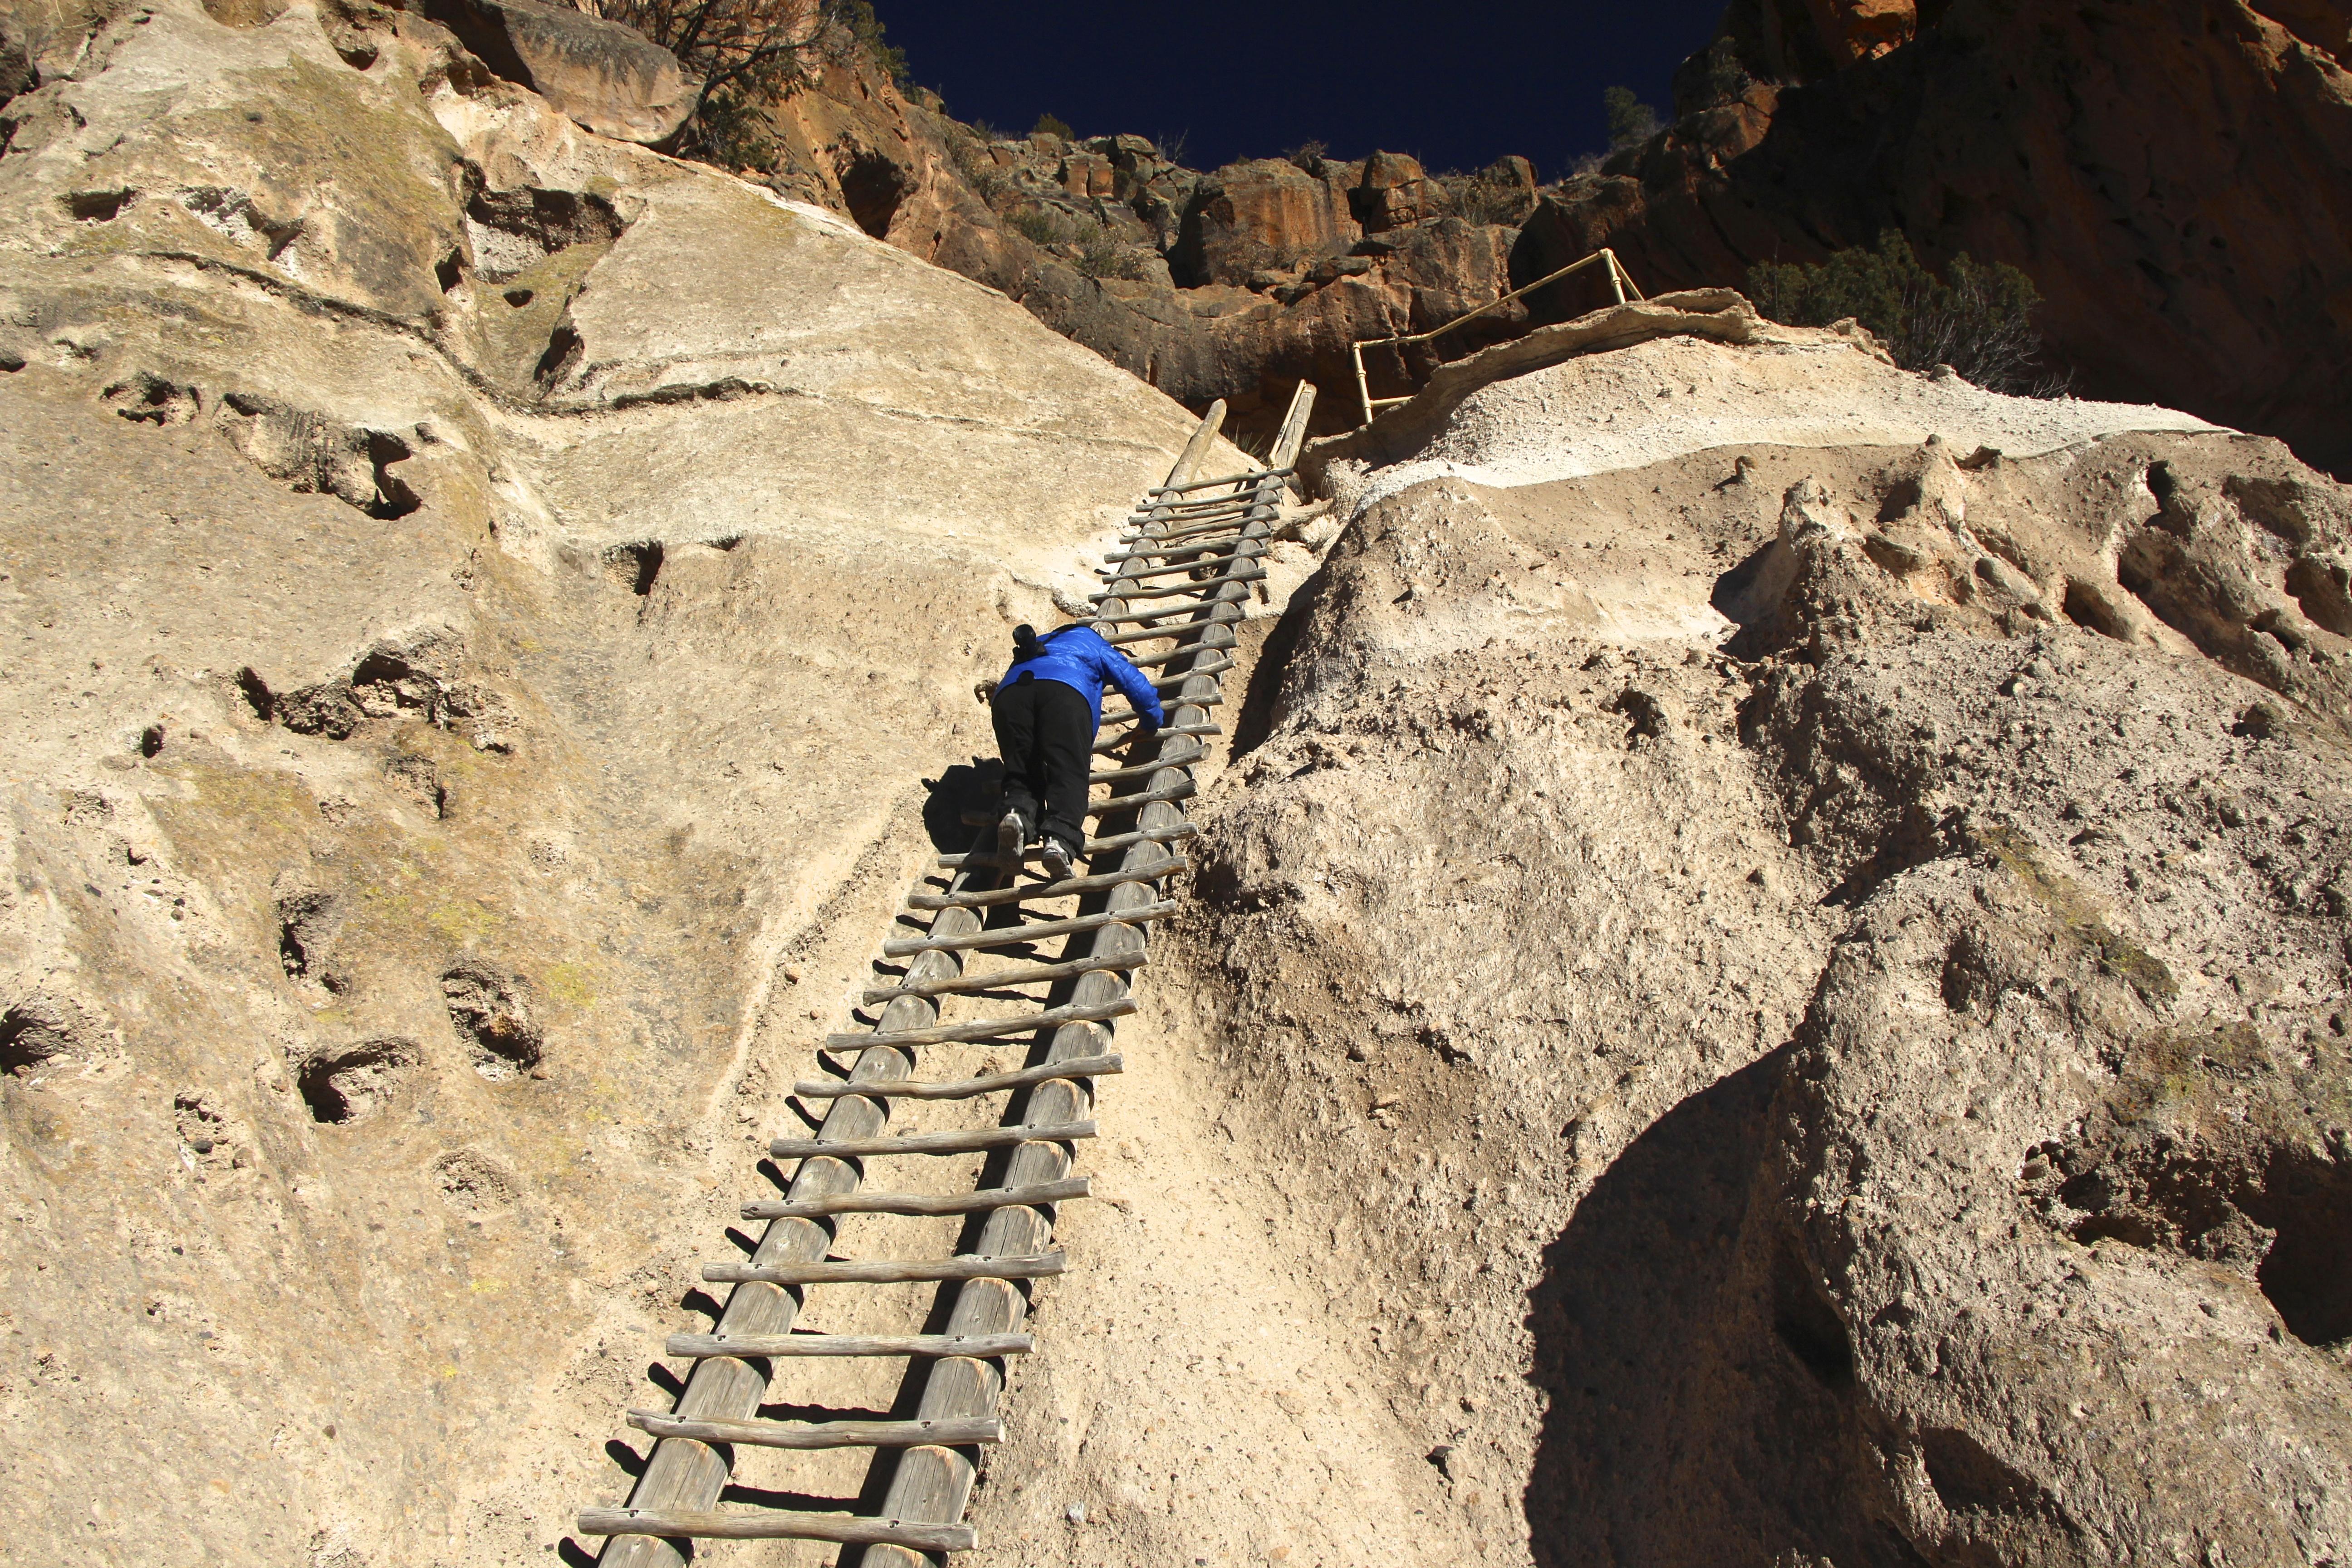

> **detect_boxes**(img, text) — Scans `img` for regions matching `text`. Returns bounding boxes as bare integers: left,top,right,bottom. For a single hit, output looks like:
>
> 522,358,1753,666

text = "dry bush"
572,0,904,164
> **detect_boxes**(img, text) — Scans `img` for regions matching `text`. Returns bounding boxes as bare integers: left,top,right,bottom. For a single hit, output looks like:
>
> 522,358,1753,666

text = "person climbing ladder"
979,621,1167,880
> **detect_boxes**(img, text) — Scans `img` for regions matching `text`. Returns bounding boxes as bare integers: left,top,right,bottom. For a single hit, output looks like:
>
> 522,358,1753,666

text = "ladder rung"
1149,466,1292,494
1092,569,1266,603
666,1330,1038,1359
1092,779,1196,813
939,824,1195,866
821,997,1133,1050
742,1175,1091,1220
627,1409,1004,1450
1102,539,1265,566
1092,721,1219,748
770,1122,1096,1159
797,1054,1121,1101
906,859,1183,909
1098,621,1230,647
1091,748,1204,782
577,1508,977,1551
703,1251,1068,1285
863,951,1145,1004
882,902,1174,957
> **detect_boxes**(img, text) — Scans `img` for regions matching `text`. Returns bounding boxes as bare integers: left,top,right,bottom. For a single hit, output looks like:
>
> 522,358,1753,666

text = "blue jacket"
999,625,1166,731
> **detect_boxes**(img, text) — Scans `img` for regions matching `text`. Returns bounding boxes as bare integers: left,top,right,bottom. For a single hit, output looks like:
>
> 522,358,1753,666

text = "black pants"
991,674,1092,849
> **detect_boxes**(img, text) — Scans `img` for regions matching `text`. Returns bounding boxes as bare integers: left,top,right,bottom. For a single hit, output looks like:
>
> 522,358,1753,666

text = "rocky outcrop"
1513,0,2352,476
1135,323,2352,1566
418,0,700,143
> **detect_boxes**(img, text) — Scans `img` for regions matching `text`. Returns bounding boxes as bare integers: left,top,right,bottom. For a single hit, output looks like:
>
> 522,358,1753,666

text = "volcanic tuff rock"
1515,0,2352,475
417,0,701,143
0,1,1252,1557
10,1,2352,1564
1098,308,2352,1565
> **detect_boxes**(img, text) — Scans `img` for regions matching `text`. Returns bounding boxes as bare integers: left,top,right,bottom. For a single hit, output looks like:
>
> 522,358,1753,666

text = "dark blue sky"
872,0,1731,180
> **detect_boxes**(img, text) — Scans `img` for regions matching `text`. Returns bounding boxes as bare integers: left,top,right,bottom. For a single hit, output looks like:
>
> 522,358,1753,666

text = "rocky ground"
5,4,2352,1567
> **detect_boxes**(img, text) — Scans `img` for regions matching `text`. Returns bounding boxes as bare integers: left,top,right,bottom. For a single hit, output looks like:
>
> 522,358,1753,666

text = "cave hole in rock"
2251,1144,2352,1347
139,724,164,757
837,149,911,239
1612,687,1666,746
0,1002,75,1075
296,1037,416,1124
2284,556,2352,637
1919,1426,2058,1520
534,322,582,388
362,431,421,519
62,187,134,221
1873,476,1922,523
2060,578,2135,642
180,186,302,260
385,755,448,818
463,185,626,283
436,248,463,292
604,540,664,595
441,963,542,1078
503,287,534,307
102,372,201,426
1771,1238,1856,1390
276,892,342,990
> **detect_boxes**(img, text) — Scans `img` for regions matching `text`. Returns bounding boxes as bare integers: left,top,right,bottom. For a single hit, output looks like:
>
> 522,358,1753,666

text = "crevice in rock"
0,1000,76,1075
62,187,133,221
441,963,542,1079
1770,1238,1855,1390
604,540,663,595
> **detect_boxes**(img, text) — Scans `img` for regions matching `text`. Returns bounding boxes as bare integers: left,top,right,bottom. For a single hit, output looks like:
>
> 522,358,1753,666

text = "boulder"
420,0,698,144
1059,149,1114,198
1351,148,1439,232
1169,157,1359,287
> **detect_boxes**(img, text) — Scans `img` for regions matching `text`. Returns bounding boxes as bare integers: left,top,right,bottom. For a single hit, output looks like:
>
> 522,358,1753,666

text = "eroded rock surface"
0,3,1236,1559
1094,323,2352,1564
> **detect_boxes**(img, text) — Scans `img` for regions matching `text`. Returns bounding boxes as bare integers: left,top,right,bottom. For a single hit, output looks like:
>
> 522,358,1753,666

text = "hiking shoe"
996,808,1028,861
1039,836,1076,882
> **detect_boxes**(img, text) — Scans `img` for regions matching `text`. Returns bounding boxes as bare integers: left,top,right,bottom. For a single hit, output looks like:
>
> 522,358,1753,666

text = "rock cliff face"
0,3,1232,1558
1514,0,2352,476
1128,300,2352,1566
9,5,2352,1567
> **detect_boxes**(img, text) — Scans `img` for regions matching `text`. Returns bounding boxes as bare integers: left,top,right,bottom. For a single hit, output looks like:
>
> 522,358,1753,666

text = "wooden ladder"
577,381,1318,1563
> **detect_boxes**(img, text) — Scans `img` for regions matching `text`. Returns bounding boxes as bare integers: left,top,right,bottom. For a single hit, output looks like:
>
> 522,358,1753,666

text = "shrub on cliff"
1749,232,2065,395
582,0,906,165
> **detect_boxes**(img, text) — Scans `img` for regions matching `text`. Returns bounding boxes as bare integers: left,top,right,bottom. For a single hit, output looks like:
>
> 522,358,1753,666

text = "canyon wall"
0,2,1235,1558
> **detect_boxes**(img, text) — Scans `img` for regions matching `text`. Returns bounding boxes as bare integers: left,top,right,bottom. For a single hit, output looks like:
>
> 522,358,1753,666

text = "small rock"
189,1135,215,1155
1064,1502,1085,1524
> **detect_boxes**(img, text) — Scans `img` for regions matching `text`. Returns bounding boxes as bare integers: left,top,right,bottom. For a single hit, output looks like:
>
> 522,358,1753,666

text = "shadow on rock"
1521,1048,1803,1568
